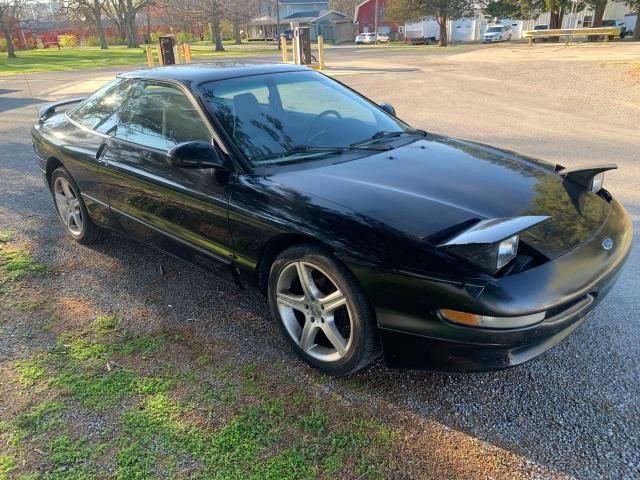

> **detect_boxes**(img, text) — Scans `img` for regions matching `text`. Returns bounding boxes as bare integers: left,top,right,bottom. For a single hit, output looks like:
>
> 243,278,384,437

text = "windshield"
486,27,503,33
534,25,548,30
199,71,410,167
601,20,615,26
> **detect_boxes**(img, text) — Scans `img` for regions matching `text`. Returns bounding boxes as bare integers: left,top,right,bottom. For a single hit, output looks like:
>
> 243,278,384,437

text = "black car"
32,64,632,376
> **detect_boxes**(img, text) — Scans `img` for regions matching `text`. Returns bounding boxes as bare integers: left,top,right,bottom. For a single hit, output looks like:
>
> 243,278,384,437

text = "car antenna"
22,72,40,116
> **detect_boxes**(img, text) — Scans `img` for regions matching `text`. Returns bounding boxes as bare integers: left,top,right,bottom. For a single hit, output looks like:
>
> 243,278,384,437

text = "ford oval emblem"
602,238,614,251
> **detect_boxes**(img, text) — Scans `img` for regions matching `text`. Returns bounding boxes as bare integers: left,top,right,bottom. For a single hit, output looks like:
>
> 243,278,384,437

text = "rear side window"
69,78,133,133
115,81,212,150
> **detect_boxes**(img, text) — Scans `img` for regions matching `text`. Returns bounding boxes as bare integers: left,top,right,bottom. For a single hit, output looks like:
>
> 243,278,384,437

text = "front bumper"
347,198,632,372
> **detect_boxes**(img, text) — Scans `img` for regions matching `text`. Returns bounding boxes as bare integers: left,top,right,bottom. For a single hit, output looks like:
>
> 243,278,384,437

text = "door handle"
96,142,108,162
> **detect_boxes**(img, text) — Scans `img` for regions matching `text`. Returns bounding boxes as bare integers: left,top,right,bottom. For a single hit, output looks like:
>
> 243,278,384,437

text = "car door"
58,78,136,229
101,79,237,282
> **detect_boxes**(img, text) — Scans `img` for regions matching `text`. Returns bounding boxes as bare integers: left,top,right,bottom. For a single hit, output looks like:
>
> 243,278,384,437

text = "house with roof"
353,0,398,37
245,0,354,44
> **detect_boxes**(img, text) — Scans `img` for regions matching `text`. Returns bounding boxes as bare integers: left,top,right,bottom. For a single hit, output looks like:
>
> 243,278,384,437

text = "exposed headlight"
497,235,519,269
591,172,605,192
439,308,546,329
447,234,519,273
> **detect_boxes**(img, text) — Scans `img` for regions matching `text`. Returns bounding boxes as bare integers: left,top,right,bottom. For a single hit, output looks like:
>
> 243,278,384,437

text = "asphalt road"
1,43,638,479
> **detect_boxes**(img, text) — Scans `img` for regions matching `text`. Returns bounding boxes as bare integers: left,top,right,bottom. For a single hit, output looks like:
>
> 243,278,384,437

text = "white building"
404,0,637,42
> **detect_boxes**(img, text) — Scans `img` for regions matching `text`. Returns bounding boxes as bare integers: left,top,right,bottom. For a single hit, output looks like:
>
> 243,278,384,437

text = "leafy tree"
484,0,522,19
387,0,483,46
0,0,20,58
64,0,110,49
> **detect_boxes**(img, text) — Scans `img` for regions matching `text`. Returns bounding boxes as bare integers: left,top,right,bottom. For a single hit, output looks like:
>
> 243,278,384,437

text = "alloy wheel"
53,177,83,236
276,261,353,362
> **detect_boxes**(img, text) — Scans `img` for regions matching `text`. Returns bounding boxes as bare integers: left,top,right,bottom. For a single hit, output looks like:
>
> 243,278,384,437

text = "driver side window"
116,82,211,151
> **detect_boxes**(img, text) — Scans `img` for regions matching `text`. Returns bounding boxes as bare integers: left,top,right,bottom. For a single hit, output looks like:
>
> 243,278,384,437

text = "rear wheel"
268,244,379,376
50,167,105,245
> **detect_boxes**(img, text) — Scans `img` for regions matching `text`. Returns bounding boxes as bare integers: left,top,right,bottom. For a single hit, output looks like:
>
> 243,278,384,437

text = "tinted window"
70,78,133,133
116,82,212,150
199,71,408,166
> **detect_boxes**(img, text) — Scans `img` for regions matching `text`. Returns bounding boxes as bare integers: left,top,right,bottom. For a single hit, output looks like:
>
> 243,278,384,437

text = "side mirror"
379,103,396,116
167,141,231,170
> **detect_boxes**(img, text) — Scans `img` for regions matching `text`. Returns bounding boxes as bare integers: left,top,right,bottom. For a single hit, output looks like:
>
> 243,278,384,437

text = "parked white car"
483,25,512,43
355,32,389,44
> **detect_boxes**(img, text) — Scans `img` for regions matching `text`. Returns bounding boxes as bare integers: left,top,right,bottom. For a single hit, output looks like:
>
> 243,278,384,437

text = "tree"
330,0,361,16
64,0,110,49
484,0,522,19
104,0,152,48
0,0,22,58
387,0,483,46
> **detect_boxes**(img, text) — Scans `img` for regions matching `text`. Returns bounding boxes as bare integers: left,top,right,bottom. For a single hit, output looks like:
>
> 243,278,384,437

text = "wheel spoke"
71,210,83,229
295,262,319,301
299,319,319,351
276,292,307,312
322,318,347,356
66,208,75,229
320,290,347,313
55,194,68,223
61,180,74,199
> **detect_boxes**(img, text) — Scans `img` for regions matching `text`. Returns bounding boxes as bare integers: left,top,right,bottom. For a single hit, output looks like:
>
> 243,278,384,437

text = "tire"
268,244,380,376
50,167,106,245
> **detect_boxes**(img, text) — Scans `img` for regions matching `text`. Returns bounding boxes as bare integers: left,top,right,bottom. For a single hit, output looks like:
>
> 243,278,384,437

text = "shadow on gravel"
0,97,48,114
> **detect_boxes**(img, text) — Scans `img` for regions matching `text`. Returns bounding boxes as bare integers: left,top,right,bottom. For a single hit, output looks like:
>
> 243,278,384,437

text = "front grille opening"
545,295,590,319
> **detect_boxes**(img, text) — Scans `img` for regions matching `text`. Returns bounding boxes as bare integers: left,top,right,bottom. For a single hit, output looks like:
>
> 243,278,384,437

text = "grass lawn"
0,45,280,76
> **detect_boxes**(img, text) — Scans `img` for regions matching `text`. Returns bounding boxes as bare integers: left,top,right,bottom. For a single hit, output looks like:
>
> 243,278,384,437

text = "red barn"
353,0,397,36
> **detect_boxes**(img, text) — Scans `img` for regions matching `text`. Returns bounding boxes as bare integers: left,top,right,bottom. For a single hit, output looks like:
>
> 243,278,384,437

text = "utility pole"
276,0,281,50
374,0,378,37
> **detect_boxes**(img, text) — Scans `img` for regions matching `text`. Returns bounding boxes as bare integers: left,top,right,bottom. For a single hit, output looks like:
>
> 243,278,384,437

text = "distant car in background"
355,32,389,44
531,24,552,42
280,30,294,41
600,19,628,38
483,25,512,43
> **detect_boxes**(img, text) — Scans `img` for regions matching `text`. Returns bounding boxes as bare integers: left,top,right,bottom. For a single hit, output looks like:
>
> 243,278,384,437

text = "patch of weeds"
15,356,46,387
15,401,64,438
67,338,110,362
194,355,209,366
132,376,173,395
115,333,166,355
43,436,104,479
55,368,136,409
92,315,119,332
15,298,45,312
0,231,13,243
249,447,313,480
0,455,16,479
115,443,155,480
299,409,327,435
322,451,343,473
0,246,46,280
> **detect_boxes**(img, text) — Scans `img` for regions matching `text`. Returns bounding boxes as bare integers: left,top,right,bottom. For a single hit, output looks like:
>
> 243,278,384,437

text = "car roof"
118,63,310,85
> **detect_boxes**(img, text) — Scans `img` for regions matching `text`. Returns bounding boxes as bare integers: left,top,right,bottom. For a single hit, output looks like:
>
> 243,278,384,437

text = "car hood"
267,136,611,260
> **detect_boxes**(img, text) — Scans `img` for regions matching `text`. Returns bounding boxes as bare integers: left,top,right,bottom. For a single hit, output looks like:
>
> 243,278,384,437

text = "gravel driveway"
1,43,638,479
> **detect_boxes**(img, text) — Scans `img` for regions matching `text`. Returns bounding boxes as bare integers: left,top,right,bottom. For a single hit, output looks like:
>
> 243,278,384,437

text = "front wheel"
50,167,105,245
268,244,379,376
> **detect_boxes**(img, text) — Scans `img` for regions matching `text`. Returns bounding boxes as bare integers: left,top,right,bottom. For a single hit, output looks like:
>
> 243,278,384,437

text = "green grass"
3,305,397,479
0,246,46,280
0,44,280,75
15,357,46,387
0,231,12,243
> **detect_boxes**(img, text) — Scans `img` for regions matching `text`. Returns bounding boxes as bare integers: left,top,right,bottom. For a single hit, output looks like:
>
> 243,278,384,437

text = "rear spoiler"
439,216,551,247
38,97,85,124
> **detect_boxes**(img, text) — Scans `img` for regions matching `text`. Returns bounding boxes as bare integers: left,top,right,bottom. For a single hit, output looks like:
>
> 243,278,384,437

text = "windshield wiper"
254,144,390,163
350,129,427,147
